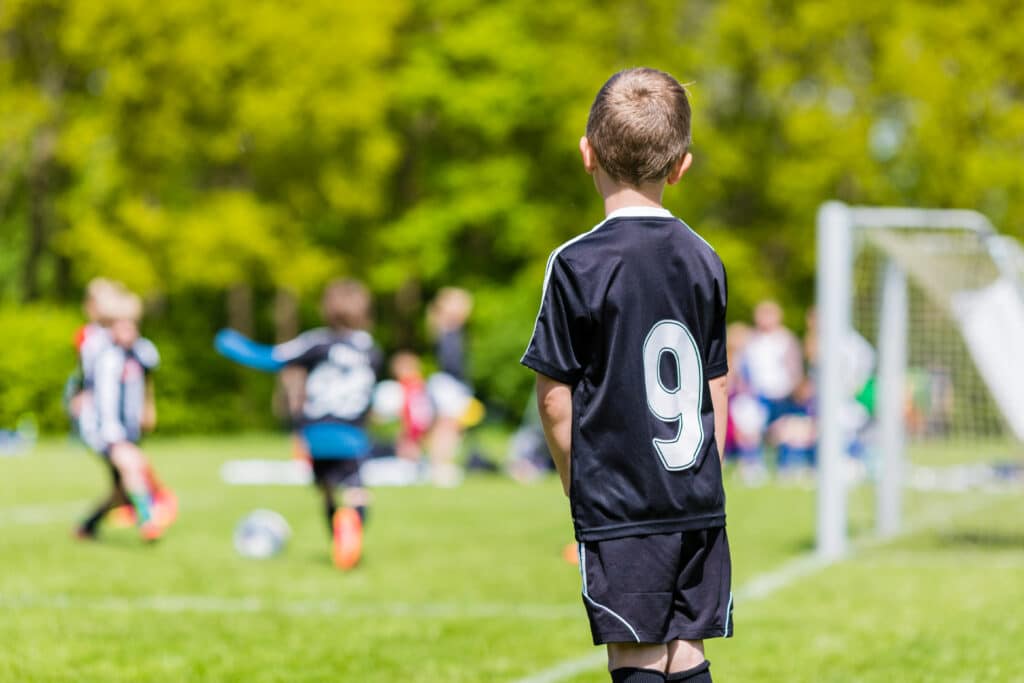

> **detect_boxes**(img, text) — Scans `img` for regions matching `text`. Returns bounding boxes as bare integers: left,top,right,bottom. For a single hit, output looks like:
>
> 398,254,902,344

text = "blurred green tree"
1,0,1021,430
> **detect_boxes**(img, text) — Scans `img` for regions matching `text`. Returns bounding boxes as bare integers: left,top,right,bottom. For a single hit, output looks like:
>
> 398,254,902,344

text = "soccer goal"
815,201,1024,559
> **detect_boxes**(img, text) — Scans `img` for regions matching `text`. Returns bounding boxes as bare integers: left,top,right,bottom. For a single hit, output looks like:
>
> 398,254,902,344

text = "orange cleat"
139,519,164,543
110,504,136,528
152,488,178,528
561,542,579,566
332,507,363,570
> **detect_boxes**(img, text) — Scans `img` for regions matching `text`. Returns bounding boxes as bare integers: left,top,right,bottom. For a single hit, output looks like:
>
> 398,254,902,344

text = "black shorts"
578,527,733,645
311,458,363,489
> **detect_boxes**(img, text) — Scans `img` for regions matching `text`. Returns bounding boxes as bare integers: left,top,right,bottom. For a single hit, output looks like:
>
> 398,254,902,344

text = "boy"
521,68,731,683
270,279,380,569
77,290,166,541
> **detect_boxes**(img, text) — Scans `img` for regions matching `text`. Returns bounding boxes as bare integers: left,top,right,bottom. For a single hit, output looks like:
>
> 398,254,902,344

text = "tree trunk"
394,277,422,349
22,128,56,302
226,283,254,335
273,289,299,343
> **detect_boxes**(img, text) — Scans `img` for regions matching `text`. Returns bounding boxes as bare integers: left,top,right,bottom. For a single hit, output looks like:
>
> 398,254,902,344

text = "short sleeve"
133,337,160,371
705,263,729,379
520,254,590,385
272,329,330,369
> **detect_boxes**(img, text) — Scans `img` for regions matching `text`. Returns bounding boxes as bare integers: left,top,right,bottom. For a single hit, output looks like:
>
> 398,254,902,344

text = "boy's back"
523,67,730,683
523,207,727,541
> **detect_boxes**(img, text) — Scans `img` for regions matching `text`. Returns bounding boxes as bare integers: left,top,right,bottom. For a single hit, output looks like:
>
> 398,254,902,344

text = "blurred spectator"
802,307,876,472
389,351,435,462
428,287,473,384
425,287,478,486
744,300,804,424
770,378,817,480
724,322,769,483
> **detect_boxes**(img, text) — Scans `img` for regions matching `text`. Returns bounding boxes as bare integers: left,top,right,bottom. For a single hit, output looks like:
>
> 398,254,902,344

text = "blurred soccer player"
76,290,168,542
66,278,120,423
424,287,479,486
271,279,381,570
523,68,731,683
389,350,435,463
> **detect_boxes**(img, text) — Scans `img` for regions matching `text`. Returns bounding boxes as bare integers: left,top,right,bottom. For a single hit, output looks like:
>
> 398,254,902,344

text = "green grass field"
1,435,1022,682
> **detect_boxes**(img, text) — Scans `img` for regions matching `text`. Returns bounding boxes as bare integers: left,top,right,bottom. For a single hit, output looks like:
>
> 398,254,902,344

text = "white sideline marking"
0,594,581,621
513,653,606,683
0,495,220,527
0,501,91,526
512,495,1005,683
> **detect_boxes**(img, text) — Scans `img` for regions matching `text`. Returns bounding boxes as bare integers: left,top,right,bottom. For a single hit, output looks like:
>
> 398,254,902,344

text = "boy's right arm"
535,373,573,496
709,375,729,464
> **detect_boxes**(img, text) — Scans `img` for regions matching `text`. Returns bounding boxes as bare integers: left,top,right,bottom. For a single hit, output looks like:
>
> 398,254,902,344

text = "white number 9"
642,320,704,470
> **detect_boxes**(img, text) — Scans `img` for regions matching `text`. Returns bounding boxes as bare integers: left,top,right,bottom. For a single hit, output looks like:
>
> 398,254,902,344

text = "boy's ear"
665,152,693,186
579,136,598,175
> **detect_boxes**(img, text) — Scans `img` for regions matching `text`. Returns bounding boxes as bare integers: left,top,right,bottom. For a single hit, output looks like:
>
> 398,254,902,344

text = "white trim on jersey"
271,328,335,364
272,328,374,365
79,325,111,385
723,591,734,637
523,207,679,365
93,347,128,446
577,543,641,642
80,329,158,383
604,206,673,221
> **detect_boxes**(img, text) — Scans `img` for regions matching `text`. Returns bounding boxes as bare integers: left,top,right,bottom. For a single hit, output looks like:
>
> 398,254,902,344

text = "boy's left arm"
709,375,728,464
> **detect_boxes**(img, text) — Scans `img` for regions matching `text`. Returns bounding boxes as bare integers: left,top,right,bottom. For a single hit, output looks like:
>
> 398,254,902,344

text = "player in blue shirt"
522,68,731,683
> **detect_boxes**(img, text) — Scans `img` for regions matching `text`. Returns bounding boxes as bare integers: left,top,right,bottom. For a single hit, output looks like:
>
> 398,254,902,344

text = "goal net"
816,203,1024,558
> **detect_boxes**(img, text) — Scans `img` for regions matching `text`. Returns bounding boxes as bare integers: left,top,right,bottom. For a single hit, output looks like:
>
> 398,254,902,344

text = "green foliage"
0,305,78,431
2,0,1023,428
142,288,281,435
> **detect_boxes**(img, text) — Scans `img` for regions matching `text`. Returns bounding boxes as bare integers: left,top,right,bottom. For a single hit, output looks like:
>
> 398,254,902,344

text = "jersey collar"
605,206,674,221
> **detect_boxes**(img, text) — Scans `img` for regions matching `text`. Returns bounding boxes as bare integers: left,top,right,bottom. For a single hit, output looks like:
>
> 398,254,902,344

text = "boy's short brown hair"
586,67,692,186
322,278,372,331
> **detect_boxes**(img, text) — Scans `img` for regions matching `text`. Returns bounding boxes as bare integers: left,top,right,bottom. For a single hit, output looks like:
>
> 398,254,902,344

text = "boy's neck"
595,171,666,216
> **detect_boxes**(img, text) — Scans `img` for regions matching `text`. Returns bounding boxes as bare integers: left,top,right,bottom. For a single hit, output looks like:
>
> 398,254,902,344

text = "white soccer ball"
233,509,291,559
372,380,405,420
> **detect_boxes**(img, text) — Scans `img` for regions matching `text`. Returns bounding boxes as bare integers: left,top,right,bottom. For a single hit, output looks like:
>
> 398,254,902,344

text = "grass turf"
0,435,1021,682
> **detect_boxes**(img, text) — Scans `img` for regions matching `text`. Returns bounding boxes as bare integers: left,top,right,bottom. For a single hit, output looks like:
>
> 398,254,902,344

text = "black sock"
324,497,337,536
666,660,711,682
79,498,115,535
354,505,368,525
79,507,106,535
610,668,666,683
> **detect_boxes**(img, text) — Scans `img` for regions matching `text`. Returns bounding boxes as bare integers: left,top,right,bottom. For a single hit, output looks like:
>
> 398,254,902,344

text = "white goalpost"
815,201,1024,560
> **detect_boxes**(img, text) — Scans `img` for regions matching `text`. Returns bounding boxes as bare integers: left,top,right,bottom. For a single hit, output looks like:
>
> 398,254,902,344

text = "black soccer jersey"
521,207,728,542
271,328,381,429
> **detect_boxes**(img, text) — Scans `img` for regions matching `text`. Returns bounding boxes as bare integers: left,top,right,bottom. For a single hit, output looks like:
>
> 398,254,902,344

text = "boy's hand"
535,374,573,496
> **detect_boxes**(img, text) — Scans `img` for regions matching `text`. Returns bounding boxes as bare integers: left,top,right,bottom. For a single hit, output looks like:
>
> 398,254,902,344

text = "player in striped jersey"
76,290,169,542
